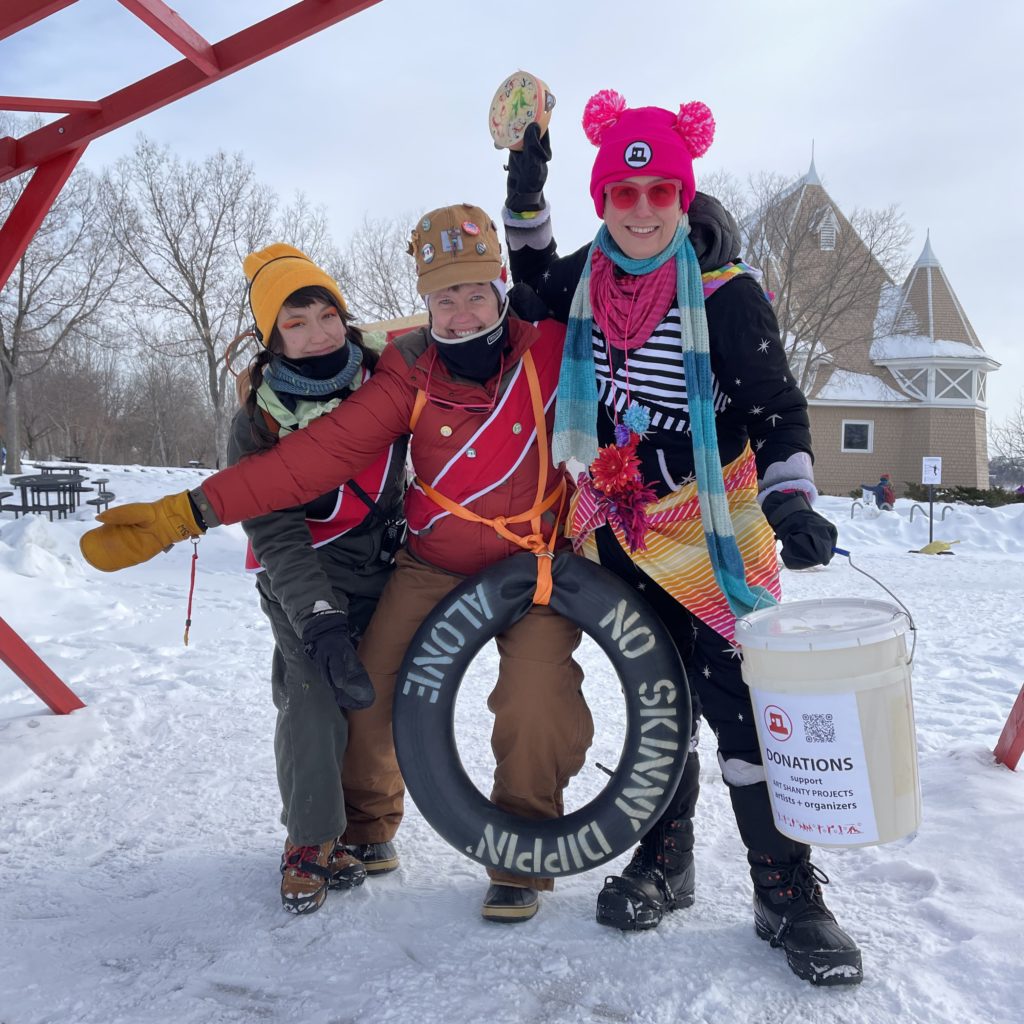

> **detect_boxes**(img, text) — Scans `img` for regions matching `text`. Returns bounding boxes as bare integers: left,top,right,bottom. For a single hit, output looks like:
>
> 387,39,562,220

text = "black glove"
301,610,375,711
506,122,552,213
762,491,838,570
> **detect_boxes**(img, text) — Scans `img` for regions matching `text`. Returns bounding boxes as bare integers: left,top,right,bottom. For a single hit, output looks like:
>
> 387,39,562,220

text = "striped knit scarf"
264,343,363,397
552,221,776,618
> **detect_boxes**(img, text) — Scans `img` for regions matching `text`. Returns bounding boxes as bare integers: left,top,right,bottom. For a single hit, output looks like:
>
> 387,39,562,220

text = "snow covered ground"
1,464,1022,1024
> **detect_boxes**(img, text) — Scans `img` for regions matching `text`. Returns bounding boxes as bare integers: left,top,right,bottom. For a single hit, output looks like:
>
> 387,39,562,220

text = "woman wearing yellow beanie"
229,244,408,914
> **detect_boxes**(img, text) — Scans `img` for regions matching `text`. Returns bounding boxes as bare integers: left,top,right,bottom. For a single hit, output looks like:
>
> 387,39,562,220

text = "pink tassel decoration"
613,483,658,553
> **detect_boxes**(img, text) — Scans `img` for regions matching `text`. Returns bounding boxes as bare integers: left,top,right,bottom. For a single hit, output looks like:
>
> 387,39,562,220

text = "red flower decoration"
591,437,643,495
589,436,658,551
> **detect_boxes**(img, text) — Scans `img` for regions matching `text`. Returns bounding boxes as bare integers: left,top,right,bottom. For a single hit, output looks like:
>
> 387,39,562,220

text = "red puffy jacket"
200,318,571,577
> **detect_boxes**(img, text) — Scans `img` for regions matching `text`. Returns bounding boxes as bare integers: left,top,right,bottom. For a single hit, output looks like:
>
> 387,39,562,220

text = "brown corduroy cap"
407,204,503,297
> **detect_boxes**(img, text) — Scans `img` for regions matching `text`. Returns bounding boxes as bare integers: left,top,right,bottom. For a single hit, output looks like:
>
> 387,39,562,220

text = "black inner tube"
392,551,690,877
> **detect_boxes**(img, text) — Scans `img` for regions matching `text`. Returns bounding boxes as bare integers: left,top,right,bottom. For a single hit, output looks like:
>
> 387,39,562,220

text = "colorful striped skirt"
567,446,782,642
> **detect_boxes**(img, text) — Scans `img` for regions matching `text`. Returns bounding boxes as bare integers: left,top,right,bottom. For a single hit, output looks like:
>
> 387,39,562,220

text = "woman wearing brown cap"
80,206,588,924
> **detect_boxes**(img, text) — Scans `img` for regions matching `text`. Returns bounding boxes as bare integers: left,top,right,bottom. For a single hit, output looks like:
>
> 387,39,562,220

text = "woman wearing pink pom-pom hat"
497,86,859,986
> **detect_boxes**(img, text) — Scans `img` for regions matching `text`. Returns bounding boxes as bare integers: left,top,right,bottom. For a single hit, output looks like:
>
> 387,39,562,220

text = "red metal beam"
0,1,383,721
0,616,86,715
117,0,219,77
0,96,103,114
994,683,1024,771
0,0,382,182
0,0,79,42
0,146,85,291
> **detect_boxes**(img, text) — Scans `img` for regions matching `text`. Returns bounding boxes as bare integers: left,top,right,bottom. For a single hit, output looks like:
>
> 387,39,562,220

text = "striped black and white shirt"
593,307,729,436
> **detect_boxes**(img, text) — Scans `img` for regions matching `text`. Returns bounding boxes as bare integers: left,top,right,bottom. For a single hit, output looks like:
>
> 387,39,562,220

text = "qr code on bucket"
802,713,835,743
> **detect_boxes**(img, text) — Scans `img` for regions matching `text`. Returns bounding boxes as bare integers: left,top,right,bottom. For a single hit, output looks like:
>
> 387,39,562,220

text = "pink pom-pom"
582,89,627,145
675,101,715,158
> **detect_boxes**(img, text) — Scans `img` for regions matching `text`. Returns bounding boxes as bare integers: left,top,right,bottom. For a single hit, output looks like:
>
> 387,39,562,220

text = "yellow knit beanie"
243,243,348,346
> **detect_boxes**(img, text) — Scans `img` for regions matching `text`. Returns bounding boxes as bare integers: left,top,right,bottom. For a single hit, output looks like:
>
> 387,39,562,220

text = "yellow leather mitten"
80,491,205,572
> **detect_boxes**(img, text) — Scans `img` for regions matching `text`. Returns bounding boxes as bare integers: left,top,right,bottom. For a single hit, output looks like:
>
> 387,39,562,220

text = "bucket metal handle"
832,546,917,663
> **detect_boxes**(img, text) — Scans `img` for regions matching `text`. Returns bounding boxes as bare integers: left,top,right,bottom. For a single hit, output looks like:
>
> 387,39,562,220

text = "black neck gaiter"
434,309,510,382
282,343,350,380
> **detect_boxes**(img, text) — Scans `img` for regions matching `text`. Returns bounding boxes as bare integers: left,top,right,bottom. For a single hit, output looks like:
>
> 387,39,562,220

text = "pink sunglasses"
604,179,683,211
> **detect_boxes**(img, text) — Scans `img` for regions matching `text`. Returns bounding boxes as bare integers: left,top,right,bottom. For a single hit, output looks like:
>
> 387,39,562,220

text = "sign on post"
921,457,942,486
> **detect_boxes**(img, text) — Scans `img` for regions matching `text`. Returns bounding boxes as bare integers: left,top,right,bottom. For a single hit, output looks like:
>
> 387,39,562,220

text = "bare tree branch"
336,213,423,323
741,171,912,392
1,113,125,472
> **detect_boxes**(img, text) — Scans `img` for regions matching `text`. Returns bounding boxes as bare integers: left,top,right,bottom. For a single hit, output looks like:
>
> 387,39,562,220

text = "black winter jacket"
508,196,814,499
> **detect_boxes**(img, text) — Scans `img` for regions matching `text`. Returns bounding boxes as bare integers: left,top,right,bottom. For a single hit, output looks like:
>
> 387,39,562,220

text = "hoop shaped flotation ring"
392,551,690,877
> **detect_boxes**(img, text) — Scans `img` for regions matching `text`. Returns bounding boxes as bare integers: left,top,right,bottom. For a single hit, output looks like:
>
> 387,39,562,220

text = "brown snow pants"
342,549,592,891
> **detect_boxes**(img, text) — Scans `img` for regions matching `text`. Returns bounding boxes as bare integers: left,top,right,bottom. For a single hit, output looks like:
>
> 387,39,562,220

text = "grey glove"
762,491,838,570
301,609,375,711
506,123,552,213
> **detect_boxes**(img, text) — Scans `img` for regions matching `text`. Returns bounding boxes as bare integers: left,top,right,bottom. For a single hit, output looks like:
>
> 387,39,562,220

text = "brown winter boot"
280,839,340,914
481,883,539,923
341,841,399,875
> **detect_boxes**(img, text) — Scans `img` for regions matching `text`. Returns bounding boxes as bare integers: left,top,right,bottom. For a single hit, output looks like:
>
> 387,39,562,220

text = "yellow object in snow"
916,540,960,555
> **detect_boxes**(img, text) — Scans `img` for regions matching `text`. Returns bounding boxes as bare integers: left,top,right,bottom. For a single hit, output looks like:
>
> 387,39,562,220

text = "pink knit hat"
583,90,715,217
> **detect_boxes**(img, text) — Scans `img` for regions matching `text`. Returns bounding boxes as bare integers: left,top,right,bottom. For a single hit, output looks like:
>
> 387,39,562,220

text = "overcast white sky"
2,0,1021,424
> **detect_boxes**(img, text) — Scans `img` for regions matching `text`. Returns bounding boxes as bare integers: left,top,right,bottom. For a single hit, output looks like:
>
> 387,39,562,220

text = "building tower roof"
893,233,983,349
804,143,822,186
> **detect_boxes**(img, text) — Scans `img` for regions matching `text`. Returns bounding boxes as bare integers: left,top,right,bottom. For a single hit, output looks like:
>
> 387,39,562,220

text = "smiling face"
274,297,347,359
602,175,683,260
428,282,501,340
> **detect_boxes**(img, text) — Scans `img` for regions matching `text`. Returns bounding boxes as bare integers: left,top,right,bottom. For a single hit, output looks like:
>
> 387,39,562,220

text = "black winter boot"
596,817,695,931
596,752,699,932
730,782,862,986
751,853,862,986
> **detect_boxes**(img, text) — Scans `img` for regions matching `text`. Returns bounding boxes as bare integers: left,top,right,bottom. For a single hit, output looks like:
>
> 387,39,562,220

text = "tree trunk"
3,379,22,474
213,403,230,470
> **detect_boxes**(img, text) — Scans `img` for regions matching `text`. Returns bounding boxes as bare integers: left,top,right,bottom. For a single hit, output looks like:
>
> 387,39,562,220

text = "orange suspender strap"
412,350,564,606
409,390,428,432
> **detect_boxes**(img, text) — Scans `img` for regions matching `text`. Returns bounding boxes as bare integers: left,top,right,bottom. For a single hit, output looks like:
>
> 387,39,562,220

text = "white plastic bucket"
735,598,920,848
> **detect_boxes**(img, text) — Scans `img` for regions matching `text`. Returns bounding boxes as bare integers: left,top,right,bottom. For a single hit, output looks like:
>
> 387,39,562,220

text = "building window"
935,367,973,402
818,209,838,251
841,420,873,453
891,366,928,401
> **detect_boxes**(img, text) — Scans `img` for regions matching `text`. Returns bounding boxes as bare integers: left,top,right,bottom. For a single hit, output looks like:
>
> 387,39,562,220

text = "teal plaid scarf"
552,221,776,617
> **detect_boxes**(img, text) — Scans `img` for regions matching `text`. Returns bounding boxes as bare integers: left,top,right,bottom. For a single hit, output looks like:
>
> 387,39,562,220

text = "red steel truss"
0,0,382,290
0,0,382,712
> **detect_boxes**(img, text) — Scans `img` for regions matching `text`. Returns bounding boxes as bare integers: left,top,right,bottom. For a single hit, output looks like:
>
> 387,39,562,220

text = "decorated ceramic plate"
488,71,555,151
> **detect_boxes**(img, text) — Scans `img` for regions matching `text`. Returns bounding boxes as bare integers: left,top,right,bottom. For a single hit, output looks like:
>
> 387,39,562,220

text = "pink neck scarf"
590,248,677,351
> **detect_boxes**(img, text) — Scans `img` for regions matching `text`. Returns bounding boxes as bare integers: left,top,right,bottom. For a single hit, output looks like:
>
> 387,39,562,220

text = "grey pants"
260,586,350,847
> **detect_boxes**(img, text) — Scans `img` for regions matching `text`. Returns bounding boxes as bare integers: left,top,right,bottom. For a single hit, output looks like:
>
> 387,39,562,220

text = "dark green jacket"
227,382,408,638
